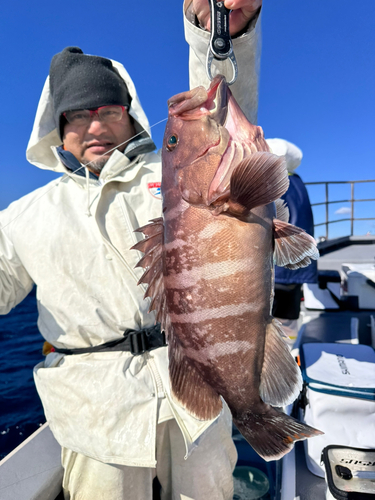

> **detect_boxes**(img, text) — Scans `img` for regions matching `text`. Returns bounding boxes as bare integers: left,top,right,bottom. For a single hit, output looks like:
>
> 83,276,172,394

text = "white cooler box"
342,263,375,310
299,342,375,478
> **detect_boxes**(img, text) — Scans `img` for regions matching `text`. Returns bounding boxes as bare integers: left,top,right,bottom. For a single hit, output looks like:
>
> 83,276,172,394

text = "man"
0,1,262,498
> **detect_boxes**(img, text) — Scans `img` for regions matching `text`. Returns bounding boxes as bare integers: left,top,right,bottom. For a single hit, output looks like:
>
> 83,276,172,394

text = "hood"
266,138,303,174
26,59,153,173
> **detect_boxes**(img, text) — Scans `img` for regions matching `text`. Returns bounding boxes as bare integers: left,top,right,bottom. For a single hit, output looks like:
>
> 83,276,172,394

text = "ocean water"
0,288,46,460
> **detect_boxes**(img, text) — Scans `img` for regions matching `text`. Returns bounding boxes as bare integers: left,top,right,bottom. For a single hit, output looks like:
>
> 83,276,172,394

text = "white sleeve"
184,1,262,124
0,214,34,315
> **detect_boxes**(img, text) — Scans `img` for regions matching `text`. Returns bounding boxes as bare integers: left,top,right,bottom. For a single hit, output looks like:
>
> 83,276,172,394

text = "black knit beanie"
49,47,131,139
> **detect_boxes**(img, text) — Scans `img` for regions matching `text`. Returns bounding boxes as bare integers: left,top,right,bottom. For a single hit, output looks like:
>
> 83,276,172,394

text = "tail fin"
234,406,323,462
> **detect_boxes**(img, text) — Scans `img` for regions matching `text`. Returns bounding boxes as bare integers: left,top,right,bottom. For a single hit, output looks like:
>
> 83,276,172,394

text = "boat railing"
305,179,375,240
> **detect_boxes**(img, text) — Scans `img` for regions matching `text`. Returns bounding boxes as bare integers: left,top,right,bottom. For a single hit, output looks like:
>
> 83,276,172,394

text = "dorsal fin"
131,219,167,327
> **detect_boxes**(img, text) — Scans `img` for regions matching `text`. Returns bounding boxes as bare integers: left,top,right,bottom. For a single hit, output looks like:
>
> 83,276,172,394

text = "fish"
132,75,322,461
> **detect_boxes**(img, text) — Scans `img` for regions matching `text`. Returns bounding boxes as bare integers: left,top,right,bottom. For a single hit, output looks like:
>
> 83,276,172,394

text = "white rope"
0,114,169,491
73,117,168,177
0,117,168,231
85,166,92,217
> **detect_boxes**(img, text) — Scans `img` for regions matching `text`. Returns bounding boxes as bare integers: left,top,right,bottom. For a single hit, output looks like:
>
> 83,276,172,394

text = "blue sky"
0,1,374,238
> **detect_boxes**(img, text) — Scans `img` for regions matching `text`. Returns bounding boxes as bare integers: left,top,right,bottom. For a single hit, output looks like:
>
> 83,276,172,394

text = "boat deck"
1,235,374,499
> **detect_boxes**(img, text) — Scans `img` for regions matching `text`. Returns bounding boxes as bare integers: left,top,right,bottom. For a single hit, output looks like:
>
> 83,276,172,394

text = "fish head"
162,77,229,206
162,76,269,208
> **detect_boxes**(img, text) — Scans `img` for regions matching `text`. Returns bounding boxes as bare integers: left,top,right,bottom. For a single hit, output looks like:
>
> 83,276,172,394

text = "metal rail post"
305,179,375,238
325,182,329,239
351,182,354,236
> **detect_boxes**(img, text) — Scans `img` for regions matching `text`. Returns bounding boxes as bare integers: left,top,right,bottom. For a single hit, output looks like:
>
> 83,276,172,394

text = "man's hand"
191,0,262,36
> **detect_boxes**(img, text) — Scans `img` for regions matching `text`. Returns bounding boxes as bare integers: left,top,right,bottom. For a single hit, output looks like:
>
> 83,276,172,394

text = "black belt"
53,323,167,356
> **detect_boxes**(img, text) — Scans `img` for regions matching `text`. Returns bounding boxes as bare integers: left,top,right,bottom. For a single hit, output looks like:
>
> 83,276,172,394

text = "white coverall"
0,4,262,499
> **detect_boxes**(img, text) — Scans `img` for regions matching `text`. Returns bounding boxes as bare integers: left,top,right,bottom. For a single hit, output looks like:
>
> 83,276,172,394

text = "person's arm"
0,212,34,315
184,0,262,124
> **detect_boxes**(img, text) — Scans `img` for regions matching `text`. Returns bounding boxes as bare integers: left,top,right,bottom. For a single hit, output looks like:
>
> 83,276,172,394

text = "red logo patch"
147,182,162,199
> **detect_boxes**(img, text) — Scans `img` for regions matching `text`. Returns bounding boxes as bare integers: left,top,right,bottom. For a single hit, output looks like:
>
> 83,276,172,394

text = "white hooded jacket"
0,9,261,467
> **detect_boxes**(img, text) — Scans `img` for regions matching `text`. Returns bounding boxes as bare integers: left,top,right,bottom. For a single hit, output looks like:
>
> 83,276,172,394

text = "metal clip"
206,0,238,85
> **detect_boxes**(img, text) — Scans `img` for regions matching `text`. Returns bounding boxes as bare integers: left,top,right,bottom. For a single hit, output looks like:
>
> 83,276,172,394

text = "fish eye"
166,134,178,151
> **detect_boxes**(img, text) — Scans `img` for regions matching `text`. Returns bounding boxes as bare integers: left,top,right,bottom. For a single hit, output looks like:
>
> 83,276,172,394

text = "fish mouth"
167,75,229,123
206,76,229,126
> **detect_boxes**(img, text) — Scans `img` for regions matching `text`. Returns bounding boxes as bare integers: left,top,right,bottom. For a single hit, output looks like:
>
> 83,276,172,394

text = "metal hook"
206,0,238,85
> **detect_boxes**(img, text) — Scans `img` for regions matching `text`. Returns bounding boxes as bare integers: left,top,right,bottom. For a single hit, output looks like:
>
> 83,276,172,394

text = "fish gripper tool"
206,0,238,85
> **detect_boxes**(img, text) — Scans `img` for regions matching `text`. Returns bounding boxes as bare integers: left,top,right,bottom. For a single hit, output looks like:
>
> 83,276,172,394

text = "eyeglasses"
63,105,126,126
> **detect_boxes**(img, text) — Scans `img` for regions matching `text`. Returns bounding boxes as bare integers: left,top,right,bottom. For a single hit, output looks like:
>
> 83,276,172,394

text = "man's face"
63,108,136,175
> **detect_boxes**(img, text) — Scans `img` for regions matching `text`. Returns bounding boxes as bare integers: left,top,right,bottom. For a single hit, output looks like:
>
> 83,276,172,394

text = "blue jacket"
275,173,318,284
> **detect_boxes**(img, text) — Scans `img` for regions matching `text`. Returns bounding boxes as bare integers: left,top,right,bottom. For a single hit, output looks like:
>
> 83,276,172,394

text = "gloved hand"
191,0,262,35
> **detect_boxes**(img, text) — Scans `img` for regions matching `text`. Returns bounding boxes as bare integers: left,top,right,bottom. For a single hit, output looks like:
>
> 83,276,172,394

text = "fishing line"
0,116,169,484
71,117,168,177
0,117,168,232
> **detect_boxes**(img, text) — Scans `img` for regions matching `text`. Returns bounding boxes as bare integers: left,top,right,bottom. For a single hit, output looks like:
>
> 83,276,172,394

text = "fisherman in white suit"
0,1,263,498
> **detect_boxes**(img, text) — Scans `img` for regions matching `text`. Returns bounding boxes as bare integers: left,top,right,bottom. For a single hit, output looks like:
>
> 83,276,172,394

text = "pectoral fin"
230,152,289,210
273,219,319,268
212,152,289,217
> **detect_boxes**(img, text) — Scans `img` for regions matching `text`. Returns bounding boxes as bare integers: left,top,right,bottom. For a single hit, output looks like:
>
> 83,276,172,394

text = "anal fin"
259,319,302,407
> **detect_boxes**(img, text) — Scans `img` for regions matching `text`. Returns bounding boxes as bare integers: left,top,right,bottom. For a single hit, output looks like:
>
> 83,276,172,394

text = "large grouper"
132,75,322,461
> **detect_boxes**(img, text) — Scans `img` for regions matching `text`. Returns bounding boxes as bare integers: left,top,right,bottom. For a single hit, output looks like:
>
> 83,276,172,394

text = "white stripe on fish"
197,222,223,239
183,340,255,367
164,258,256,288
163,201,189,222
169,302,257,324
